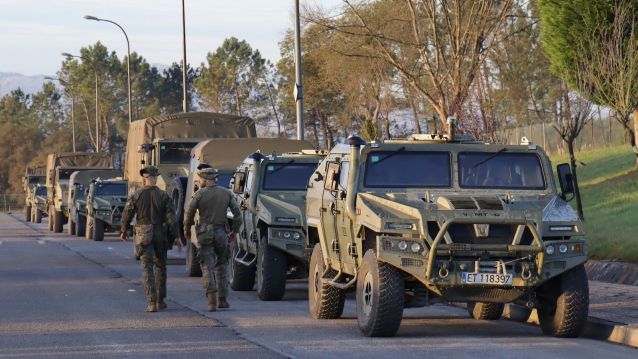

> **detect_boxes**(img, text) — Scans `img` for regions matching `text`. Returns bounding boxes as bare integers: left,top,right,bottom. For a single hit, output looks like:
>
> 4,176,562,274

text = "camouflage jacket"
184,185,242,234
121,186,177,237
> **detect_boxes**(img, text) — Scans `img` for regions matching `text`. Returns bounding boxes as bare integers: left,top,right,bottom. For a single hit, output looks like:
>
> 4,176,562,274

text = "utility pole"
293,0,304,140
181,0,188,112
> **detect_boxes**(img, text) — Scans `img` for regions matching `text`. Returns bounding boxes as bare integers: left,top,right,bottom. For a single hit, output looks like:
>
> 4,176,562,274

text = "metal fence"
0,194,26,214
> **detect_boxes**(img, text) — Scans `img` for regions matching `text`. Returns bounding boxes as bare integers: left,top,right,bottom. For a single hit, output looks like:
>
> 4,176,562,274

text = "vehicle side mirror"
314,171,324,182
556,163,574,199
233,172,246,194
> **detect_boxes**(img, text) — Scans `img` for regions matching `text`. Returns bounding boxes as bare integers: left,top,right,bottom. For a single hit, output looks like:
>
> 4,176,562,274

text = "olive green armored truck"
229,148,327,301
29,185,48,223
67,169,122,237
124,112,256,192
23,166,46,222
85,177,128,242
306,124,588,338
45,153,113,233
182,138,315,277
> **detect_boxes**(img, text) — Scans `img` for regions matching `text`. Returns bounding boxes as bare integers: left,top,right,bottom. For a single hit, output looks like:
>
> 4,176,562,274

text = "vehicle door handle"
330,202,340,215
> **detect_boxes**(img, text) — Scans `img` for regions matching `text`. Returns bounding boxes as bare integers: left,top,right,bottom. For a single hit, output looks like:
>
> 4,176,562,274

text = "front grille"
401,258,424,267
447,224,534,246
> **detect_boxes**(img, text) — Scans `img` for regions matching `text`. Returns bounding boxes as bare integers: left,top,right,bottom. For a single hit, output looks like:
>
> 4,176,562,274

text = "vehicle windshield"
95,183,128,196
28,177,43,185
159,142,196,164
35,187,47,196
58,169,76,180
364,151,451,188
216,174,233,189
262,162,317,191
458,152,546,189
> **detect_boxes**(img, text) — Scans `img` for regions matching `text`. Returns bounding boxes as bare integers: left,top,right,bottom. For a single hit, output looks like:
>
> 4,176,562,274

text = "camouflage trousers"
138,239,168,304
198,226,229,297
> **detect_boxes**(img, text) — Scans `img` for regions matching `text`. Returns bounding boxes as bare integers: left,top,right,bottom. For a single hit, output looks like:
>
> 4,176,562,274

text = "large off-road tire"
93,218,105,242
256,236,287,301
67,217,76,236
168,177,188,245
308,244,345,319
356,249,405,337
34,209,42,223
48,206,54,231
25,205,32,222
468,302,504,320
537,264,589,337
53,210,64,233
76,215,86,237
229,239,255,291
186,239,202,277
85,216,94,240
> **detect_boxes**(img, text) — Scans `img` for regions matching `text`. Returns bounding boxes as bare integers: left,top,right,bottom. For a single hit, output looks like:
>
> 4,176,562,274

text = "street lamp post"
293,0,304,140
62,53,100,152
181,0,188,113
44,76,76,152
84,15,133,123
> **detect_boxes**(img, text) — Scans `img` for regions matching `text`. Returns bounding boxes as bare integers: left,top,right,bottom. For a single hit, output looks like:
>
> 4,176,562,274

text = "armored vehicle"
67,169,122,237
29,185,48,223
23,166,46,222
85,177,128,241
307,124,588,338
181,138,315,277
46,153,113,233
229,149,326,300
124,112,256,192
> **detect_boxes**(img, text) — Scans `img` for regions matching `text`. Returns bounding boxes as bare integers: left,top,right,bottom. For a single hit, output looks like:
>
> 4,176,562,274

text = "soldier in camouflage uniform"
120,166,181,312
184,167,242,312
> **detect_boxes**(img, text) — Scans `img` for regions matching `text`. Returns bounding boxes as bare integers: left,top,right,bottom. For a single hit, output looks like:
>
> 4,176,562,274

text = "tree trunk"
568,140,585,220
633,110,638,169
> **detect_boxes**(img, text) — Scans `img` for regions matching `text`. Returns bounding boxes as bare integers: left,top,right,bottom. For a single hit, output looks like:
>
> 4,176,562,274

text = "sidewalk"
505,279,638,348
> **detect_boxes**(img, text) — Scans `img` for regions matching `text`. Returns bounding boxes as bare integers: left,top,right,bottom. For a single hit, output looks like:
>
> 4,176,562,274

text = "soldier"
184,167,242,312
120,165,182,312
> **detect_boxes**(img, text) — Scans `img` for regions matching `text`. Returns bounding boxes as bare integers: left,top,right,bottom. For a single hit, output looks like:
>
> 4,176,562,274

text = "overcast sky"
0,0,343,76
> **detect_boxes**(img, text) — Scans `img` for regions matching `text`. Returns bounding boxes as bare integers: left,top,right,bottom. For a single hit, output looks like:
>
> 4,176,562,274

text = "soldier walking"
120,166,182,312
184,167,242,312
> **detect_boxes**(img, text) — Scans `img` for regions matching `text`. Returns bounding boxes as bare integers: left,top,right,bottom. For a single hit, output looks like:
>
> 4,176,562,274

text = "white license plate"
461,272,513,285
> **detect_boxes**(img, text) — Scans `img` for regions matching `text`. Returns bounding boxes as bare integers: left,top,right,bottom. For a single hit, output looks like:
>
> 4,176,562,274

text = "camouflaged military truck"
46,153,113,233
29,185,48,223
67,169,122,237
229,148,327,301
85,177,128,241
182,138,315,277
23,166,46,222
306,123,588,338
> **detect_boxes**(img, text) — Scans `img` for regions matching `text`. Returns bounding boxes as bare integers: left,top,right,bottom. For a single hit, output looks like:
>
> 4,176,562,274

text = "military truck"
67,169,122,237
124,112,256,192
23,166,46,222
46,153,113,233
181,138,315,277
229,148,326,301
85,177,128,241
29,185,48,223
306,122,588,338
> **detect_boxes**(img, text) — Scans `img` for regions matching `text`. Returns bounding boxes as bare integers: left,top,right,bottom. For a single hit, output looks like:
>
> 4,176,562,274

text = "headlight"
283,231,291,239
276,217,296,223
559,244,568,254
546,245,555,255
386,222,414,230
398,241,408,251
293,232,301,240
411,243,421,253
549,225,575,232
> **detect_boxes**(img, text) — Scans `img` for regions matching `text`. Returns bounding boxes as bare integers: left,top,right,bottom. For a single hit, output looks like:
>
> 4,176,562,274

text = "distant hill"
0,72,51,97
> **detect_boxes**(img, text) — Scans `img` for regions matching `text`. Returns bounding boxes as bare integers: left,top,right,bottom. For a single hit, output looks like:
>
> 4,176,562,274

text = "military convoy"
227,147,325,301
305,124,588,337
45,152,113,233
21,113,590,339
23,166,46,222
67,169,122,238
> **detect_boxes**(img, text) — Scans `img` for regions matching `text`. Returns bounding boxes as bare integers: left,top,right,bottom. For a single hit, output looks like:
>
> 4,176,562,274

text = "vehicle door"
334,161,356,265
320,162,342,264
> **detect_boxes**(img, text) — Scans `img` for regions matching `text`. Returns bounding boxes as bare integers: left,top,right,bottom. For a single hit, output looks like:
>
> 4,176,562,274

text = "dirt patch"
586,260,638,286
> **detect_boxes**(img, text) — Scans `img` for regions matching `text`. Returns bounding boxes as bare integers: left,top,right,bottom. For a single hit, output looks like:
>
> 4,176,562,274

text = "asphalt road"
1,214,636,359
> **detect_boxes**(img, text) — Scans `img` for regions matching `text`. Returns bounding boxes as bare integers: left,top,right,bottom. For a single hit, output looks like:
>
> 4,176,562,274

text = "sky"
0,0,344,76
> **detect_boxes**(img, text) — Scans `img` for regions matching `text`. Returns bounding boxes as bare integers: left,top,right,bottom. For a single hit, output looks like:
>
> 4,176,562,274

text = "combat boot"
145,302,158,312
157,299,167,310
218,297,230,309
207,293,217,312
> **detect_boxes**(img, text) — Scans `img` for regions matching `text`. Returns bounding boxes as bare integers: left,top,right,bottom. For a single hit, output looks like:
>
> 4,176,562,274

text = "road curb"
504,304,638,348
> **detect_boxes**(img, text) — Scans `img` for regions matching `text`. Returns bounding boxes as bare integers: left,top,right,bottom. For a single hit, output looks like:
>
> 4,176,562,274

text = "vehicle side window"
324,163,341,191
245,170,255,193
233,171,246,194
338,162,349,191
